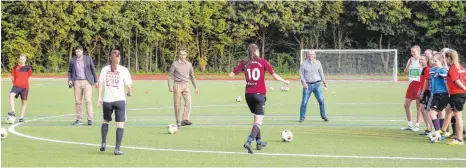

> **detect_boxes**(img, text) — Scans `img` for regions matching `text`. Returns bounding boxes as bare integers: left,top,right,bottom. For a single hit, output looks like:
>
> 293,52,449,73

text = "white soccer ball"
281,130,293,142
428,131,441,143
0,128,8,139
167,124,178,134
285,87,289,92
269,87,275,91
236,96,242,102
280,86,285,92
6,116,15,124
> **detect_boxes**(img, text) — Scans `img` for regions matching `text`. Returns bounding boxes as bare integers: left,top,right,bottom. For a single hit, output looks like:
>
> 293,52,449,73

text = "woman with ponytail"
97,50,133,154
442,50,466,145
229,44,290,154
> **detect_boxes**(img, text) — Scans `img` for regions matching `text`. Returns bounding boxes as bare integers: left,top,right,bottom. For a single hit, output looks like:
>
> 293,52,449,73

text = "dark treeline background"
2,1,466,74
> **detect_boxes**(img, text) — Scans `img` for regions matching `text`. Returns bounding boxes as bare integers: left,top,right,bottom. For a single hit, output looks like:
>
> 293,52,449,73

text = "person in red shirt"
442,50,466,145
417,55,433,135
229,44,289,154
8,54,32,123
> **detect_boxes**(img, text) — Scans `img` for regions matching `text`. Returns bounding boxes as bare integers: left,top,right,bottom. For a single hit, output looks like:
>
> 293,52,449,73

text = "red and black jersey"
420,66,430,91
12,64,32,88
232,58,275,94
447,64,466,94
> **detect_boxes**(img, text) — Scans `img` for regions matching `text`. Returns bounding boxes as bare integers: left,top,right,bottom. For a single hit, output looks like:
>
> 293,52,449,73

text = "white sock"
415,123,420,127
408,121,413,127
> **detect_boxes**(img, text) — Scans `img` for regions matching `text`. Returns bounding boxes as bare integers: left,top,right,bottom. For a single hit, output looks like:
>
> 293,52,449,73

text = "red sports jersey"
420,66,430,91
447,64,466,94
232,58,275,94
11,64,32,88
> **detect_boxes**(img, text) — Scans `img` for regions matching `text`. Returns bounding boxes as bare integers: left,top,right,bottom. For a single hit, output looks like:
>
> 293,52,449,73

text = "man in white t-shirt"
97,50,132,155
401,45,423,132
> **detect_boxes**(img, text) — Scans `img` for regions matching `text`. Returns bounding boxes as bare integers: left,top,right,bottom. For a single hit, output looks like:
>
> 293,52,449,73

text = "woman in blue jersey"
421,53,449,136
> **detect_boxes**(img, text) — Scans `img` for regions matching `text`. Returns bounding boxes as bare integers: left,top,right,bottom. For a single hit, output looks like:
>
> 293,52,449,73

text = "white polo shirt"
99,65,132,102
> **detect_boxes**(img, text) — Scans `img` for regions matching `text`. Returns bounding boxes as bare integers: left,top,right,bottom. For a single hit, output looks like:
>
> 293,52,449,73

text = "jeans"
299,82,326,120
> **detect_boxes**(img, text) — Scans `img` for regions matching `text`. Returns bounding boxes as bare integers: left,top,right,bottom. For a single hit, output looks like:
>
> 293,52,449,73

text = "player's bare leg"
9,93,16,116
402,98,414,130
19,100,27,122
413,99,421,131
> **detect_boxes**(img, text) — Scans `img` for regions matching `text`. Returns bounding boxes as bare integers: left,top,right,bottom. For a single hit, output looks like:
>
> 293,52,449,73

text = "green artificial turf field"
1,79,465,167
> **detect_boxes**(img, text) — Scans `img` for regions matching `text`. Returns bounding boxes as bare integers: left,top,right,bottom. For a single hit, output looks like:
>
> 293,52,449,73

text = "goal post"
300,49,398,82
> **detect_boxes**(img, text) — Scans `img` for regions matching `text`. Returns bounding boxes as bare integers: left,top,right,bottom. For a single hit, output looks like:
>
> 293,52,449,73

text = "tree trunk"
135,29,139,72
149,47,152,72
145,48,149,72
155,47,158,72
128,39,131,70
261,29,265,58
98,45,101,68
68,44,73,62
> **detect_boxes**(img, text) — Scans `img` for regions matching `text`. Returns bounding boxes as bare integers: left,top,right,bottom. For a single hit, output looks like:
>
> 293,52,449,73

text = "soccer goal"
300,49,398,82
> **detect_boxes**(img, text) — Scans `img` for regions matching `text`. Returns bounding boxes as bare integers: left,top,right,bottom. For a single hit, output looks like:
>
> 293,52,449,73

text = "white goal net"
300,49,398,82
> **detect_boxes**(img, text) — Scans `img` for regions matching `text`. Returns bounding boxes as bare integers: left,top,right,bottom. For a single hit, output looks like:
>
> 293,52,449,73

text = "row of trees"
2,1,466,73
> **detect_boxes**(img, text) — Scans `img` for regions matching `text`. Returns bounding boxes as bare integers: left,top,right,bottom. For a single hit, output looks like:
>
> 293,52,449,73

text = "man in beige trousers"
168,47,199,128
68,46,98,126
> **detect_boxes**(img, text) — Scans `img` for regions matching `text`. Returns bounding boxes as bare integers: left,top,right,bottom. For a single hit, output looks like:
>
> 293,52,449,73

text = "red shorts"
405,81,420,100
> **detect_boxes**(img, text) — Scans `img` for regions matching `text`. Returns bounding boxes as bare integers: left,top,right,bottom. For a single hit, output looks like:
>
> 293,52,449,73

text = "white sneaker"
401,126,413,131
411,126,420,132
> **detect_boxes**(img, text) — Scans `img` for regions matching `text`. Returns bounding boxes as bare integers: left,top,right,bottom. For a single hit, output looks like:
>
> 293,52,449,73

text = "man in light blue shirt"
299,50,328,122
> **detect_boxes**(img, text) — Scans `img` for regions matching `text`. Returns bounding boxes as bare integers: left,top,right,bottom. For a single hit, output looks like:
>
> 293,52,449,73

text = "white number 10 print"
247,68,260,81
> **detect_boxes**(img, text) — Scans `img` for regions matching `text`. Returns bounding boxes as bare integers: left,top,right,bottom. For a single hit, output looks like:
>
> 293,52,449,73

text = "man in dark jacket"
68,45,98,126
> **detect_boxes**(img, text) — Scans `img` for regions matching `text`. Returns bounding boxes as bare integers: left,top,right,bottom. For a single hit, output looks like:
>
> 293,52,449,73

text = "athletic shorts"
428,92,449,112
10,86,29,100
103,100,126,122
420,90,431,107
245,93,266,115
405,81,420,100
449,93,466,112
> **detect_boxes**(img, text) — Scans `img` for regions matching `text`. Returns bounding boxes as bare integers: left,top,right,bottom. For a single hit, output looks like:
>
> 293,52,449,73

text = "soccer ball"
6,116,15,124
284,87,289,92
269,87,275,91
167,124,178,134
280,86,285,92
0,128,7,139
281,130,293,142
428,131,441,143
235,96,242,102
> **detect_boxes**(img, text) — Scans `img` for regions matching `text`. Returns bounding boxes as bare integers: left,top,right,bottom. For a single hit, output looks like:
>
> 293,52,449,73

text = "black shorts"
428,92,449,112
103,100,126,122
449,93,466,112
245,93,266,115
420,90,431,106
10,86,29,100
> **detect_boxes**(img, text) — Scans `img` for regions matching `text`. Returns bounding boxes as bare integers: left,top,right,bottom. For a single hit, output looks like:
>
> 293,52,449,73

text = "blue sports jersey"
429,67,448,93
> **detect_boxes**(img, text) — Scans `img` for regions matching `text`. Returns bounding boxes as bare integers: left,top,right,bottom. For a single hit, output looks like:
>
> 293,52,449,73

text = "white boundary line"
6,114,466,161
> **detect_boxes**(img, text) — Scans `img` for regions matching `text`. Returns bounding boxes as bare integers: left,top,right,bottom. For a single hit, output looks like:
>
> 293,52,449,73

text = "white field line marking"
7,114,466,161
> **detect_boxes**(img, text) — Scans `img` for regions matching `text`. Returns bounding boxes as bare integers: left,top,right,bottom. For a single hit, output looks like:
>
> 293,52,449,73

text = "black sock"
247,124,260,143
432,119,440,131
101,124,109,144
451,116,457,135
255,128,262,143
116,128,124,150
440,119,444,130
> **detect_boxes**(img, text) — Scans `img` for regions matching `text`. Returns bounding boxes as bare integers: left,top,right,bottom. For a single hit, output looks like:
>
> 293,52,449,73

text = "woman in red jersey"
442,50,466,145
229,44,290,154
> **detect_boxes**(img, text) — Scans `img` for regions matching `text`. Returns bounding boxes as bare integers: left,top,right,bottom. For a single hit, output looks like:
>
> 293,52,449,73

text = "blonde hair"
433,53,448,68
445,50,460,67
411,45,421,53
